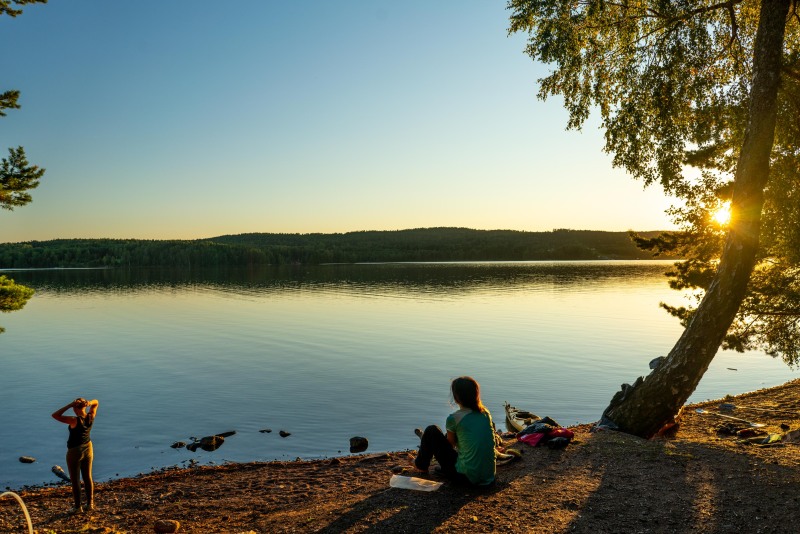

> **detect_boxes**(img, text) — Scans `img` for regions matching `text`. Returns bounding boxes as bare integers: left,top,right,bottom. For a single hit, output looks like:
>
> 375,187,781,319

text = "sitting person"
413,376,496,486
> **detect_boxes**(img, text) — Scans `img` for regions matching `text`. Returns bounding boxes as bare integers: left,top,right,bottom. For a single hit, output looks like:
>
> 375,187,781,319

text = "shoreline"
8,376,795,494
4,378,800,533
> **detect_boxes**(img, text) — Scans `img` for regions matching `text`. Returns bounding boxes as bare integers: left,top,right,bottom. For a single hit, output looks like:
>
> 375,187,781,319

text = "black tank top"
67,415,93,449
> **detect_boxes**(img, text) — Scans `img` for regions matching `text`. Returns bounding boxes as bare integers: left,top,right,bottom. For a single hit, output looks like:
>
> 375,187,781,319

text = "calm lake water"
2,261,796,490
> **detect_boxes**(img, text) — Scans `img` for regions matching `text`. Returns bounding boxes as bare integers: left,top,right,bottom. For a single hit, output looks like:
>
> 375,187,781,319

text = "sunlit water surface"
2,262,795,489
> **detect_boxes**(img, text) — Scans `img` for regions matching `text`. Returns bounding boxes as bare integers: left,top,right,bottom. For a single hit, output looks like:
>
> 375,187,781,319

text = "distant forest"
0,228,676,268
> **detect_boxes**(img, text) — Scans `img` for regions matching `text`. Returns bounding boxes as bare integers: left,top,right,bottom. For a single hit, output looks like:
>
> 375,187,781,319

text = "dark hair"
451,376,487,414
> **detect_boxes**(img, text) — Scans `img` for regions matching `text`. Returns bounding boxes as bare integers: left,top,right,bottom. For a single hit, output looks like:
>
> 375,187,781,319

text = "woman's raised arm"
86,399,99,422
51,401,78,425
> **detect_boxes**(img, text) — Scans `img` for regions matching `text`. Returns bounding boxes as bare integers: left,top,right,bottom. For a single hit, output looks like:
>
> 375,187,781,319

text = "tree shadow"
316,477,504,533
563,434,800,533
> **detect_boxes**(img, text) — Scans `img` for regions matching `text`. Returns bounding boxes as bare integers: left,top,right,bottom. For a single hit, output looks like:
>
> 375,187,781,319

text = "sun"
712,202,732,226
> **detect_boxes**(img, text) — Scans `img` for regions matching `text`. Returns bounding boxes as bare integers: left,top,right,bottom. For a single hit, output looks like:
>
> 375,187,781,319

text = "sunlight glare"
712,202,731,226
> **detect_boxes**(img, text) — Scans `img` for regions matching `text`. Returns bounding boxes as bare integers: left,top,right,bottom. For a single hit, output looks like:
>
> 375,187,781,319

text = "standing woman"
413,376,496,486
52,397,99,513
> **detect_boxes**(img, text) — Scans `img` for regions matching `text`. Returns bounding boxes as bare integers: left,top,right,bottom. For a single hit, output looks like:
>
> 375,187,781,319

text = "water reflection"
3,261,673,297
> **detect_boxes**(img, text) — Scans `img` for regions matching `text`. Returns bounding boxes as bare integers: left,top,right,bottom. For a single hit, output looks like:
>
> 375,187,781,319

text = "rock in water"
52,465,70,482
279,430,291,438
154,519,180,533
18,456,35,463
170,441,186,449
259,428,272,433
349,436,368,453
217,430,236,438
199,435,224,451
186,434,226,452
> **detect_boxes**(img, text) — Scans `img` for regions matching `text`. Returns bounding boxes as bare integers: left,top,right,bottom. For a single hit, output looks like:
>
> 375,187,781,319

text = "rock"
327,458,341,465
279,430,291,438
51,465,70,482
649,356,665,370
170,442,186,449
18,456,36,463
259,428,272,433
199,435,225,451
349,436,369,453
217,430,236,438
154,519,180,533
187,435,225,452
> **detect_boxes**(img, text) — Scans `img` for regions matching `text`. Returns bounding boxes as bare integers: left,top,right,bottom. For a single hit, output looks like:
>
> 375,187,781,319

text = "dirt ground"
3,380,800,533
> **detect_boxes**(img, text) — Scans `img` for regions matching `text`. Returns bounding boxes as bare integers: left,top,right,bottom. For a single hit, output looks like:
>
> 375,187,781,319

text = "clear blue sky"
1,1,674,241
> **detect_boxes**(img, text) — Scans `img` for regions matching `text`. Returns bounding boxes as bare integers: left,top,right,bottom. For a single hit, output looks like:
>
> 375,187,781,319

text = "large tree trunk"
602,0,791,438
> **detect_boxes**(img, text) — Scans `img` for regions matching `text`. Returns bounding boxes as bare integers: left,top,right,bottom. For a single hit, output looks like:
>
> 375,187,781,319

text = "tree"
1,0,49,208
0,0,49,327
0,274,34,333
1,146,44,209
509,0,797,436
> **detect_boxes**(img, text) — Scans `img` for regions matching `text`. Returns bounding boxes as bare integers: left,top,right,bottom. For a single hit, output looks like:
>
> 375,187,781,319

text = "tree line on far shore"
0,228,675,268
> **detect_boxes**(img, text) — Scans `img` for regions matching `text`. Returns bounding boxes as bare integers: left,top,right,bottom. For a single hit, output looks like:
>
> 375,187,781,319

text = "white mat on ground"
389,475,443,491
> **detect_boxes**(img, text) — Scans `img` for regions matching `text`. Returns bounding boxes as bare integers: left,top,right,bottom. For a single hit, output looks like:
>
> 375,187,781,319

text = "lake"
2,261,795,490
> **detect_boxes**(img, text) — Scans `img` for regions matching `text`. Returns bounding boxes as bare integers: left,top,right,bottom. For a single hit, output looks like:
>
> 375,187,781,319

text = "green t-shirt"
446,408,496,485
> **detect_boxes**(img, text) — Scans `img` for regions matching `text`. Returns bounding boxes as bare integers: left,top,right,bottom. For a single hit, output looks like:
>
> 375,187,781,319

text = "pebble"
18,456,36,463
279,430,291,438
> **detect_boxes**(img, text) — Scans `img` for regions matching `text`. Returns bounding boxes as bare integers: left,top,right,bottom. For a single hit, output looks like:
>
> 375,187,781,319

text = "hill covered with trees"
0,228,675,268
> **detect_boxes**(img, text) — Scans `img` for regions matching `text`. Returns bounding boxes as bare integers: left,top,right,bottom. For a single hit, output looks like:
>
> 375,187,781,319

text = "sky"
1,1,676,242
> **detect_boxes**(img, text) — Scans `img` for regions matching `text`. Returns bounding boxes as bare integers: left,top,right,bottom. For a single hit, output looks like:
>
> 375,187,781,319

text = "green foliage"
0,275,34,333
0,89,21,117
0,147,44,210
0,275,33,310
0,229,673,268
509,1,800,365
0,0,47,18
1,0,47,210
0,0,48,331
508,0,757,193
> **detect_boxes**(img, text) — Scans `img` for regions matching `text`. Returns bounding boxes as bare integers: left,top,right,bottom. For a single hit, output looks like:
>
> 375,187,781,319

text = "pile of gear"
516,416,574,449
